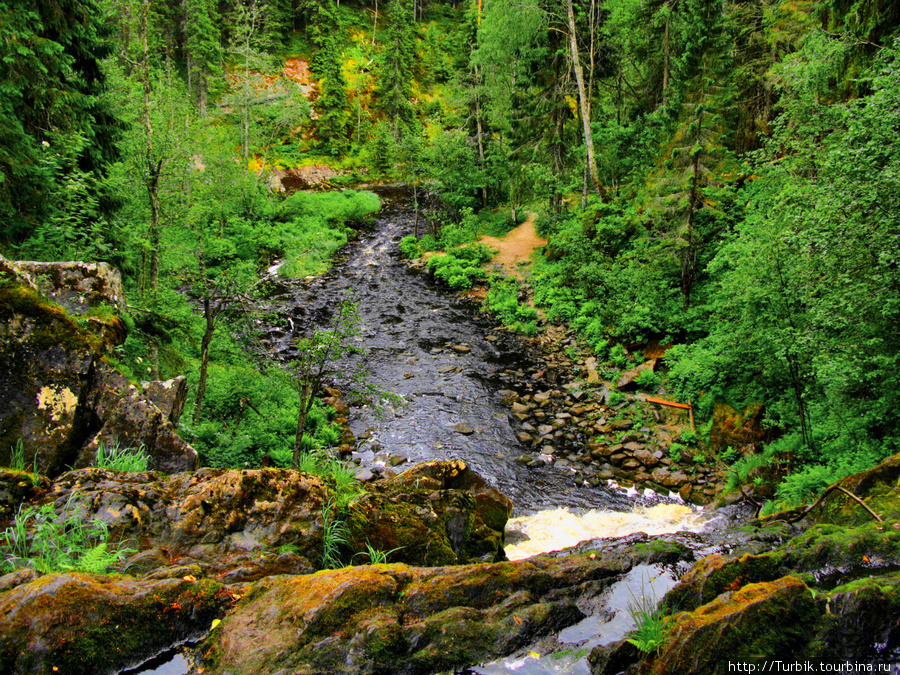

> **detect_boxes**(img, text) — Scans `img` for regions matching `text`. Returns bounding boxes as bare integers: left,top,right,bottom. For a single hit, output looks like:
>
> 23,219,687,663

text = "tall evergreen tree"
0,0,121,247
376,0,417,139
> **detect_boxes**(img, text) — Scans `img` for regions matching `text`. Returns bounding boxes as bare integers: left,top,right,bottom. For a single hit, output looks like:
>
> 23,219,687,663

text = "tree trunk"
293,384,312,466
565,0,605,200
193,297,215,426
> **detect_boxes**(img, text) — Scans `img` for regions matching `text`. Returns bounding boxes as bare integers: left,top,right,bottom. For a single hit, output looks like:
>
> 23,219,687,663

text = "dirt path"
478,213,547,279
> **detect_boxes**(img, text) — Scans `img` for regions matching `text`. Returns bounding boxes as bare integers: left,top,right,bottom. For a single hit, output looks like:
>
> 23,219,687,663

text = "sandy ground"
478,213,548,279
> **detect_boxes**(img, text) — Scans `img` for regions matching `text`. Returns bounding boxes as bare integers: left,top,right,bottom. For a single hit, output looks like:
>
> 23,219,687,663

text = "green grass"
321,498,350,569
625,585,668,653
95,441,150,472
1,497,135,573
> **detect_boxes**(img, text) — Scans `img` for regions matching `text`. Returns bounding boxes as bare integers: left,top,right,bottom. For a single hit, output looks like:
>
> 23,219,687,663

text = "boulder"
0,277,197,476
348,459,514,564
643,577,818,674
0,572,227,675
141,376,188,426
10,260,125,315
201,553,634,675
41,468,331,569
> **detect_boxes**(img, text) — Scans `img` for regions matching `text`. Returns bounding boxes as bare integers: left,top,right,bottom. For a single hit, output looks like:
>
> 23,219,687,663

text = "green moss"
0,285,103,354
1,574,227,674
781,521,900,572
633,540,690,564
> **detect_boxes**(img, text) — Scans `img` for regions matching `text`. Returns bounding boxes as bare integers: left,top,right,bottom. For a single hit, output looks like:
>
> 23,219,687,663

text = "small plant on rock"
1,496,135,573
320,498,351,569
626,586,668,653
96,441,150,472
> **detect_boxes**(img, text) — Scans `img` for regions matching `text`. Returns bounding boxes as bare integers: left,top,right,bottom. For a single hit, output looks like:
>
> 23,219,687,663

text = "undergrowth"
1,496,135,573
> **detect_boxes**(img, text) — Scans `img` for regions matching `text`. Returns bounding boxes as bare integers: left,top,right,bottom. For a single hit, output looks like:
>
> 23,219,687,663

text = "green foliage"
668,443,685,464
678,429,698,446
0,0,121,248
720,447,739,464
607,391,626,407
320,498,350,570
8,439,25,472
95,441,150,472
427,249,489,291
399,235,421,259
296,450,361,511
355,541,404,565
484,275,540,335
1,498,134,574
633,369,661,392
626,587,668,653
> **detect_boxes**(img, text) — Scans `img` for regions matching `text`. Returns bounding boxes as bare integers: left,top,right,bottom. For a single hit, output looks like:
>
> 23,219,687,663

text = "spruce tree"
0,0,121,247
376,0,417,140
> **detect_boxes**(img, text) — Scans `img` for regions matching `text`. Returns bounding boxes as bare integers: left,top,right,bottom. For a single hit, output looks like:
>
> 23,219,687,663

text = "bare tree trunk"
193,296,215,426
565,0,605,200
473,63,488,206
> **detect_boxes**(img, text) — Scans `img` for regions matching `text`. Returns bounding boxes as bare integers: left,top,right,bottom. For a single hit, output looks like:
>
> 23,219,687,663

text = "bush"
633,369,660,392
399,235,420,259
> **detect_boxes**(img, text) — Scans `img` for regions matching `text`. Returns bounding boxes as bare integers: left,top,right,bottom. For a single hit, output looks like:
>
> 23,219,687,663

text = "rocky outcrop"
201,552,640,675
0,572,227,675
347,459,513,564
31,462,509,574
590,451,900,674
0,263,197,476
39,468,330,572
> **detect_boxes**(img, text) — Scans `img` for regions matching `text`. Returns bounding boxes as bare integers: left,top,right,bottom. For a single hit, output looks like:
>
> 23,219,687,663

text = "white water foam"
505,503,705,561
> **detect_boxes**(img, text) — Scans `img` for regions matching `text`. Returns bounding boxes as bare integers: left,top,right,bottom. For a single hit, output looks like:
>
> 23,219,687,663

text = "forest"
1,0,899,514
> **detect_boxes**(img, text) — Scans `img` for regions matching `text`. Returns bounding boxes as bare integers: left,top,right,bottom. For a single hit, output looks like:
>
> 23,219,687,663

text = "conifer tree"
309,0,350,155
0,0,121,246
183,0,223,117
376,0,417,140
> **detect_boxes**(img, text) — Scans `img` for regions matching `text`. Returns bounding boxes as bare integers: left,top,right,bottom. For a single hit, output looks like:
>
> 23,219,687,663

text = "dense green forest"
1,0,898,510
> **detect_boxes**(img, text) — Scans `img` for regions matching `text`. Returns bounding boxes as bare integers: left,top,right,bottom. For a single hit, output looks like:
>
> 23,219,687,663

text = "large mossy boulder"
201,553,635,675
0,572,227,675
0,263,197,476
40,468,331,571
346,459,513,565
645,576,819,675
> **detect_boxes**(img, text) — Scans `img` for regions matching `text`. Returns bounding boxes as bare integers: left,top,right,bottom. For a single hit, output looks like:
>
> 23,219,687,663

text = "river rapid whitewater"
262,186,708,549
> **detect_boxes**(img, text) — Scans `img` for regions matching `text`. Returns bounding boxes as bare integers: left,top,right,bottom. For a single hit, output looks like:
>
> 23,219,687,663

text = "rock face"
0,262,197,476
37,462,510,573
42,468,331,571
0,572,227,675
5,259,126,315
202,554,633,675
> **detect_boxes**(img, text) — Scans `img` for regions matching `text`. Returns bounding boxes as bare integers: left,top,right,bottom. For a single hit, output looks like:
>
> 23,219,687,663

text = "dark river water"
261,186,636,514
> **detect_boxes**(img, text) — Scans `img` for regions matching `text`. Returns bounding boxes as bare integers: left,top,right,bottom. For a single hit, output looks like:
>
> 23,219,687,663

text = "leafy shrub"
721,447,739,464
607,391,625,406
626,587,667,653
610,343,629,369
485,275,540,335
678,429,698,446
399,235,420,259
418,234,439,252
668,443,685,463
96,441,150,472
633,369,660,392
